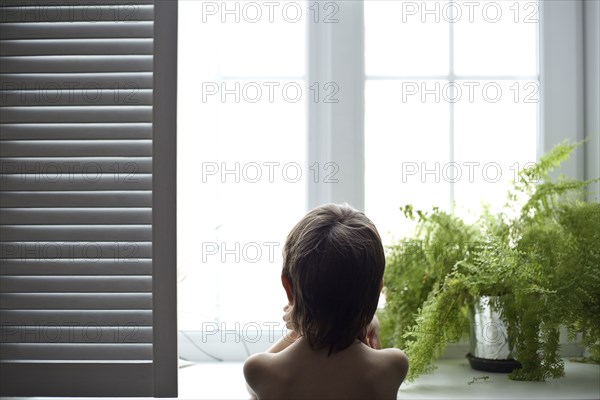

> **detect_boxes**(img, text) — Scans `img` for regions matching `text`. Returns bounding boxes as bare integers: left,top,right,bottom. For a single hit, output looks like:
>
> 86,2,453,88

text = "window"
178,0,594,361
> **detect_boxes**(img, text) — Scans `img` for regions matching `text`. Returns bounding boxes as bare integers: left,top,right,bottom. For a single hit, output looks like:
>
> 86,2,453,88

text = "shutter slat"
0,325,153,343
0,310,153,326
0,158,153,174
0,73,153,89
0,241,152,259
0,123,153,140
0,90,153,106
0,106,152,123
0,343,152,361
0,208,152,224
0,140,152,157
0,259,152,275
0,174,152,191
0,276,152,293
0,55,153,73
0,4,154,23
0,39,153,56
0,225,152,241
0,191,152,207
0,293,153,309
0,22,153,39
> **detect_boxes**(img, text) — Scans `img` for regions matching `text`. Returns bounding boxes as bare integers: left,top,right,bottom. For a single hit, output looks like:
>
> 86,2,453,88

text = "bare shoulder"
354,346,409,397
243,352,272,386
375,347,409,380
243,353,269,399
244,351,288,396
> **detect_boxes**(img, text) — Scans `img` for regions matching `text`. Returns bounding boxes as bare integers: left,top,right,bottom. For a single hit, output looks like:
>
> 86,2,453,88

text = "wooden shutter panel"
0,1,177,396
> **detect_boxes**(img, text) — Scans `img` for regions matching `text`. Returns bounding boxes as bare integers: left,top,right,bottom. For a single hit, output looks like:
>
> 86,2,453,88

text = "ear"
281,274,294,304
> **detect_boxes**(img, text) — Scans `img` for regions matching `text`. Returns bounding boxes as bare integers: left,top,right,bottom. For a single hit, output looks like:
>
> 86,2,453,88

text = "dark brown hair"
282,203,385,354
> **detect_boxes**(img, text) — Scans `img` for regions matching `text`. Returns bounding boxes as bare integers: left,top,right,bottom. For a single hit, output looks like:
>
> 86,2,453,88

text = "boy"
243,204,409,399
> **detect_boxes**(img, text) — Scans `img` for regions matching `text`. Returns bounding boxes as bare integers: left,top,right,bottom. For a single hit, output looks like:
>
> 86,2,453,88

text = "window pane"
178,1,306,331
182,0,306,78
454,0,538,76
365,0,450,76
365,80,451,241
453,80,538,216
216,3,306,77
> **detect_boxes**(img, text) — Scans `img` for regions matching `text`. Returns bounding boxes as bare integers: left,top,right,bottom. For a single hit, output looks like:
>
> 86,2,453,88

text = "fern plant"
379,206,480,349
382,141,600,382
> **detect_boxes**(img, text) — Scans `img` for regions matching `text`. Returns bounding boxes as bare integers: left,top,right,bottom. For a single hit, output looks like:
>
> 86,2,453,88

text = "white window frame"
307,1,365,210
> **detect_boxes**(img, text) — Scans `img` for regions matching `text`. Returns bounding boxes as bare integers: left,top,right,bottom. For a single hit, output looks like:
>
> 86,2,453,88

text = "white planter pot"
467,296,521,373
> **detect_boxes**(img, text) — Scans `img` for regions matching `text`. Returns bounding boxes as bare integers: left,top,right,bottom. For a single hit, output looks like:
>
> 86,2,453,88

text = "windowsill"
178,358,600,400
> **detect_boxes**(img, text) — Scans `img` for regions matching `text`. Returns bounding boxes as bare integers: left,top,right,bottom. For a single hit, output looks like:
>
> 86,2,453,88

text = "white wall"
541,0,599,199
540,1,585,179
584,0,600,201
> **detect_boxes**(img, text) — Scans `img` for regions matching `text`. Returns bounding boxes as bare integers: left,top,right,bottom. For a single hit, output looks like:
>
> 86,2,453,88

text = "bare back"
244,337,408,400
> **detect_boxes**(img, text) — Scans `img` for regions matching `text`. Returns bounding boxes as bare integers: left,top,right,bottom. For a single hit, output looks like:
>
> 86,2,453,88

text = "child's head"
282,203,385,354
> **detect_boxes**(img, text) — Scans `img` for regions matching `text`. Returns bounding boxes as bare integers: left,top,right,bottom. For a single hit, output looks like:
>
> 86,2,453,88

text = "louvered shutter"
0,1,177,396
